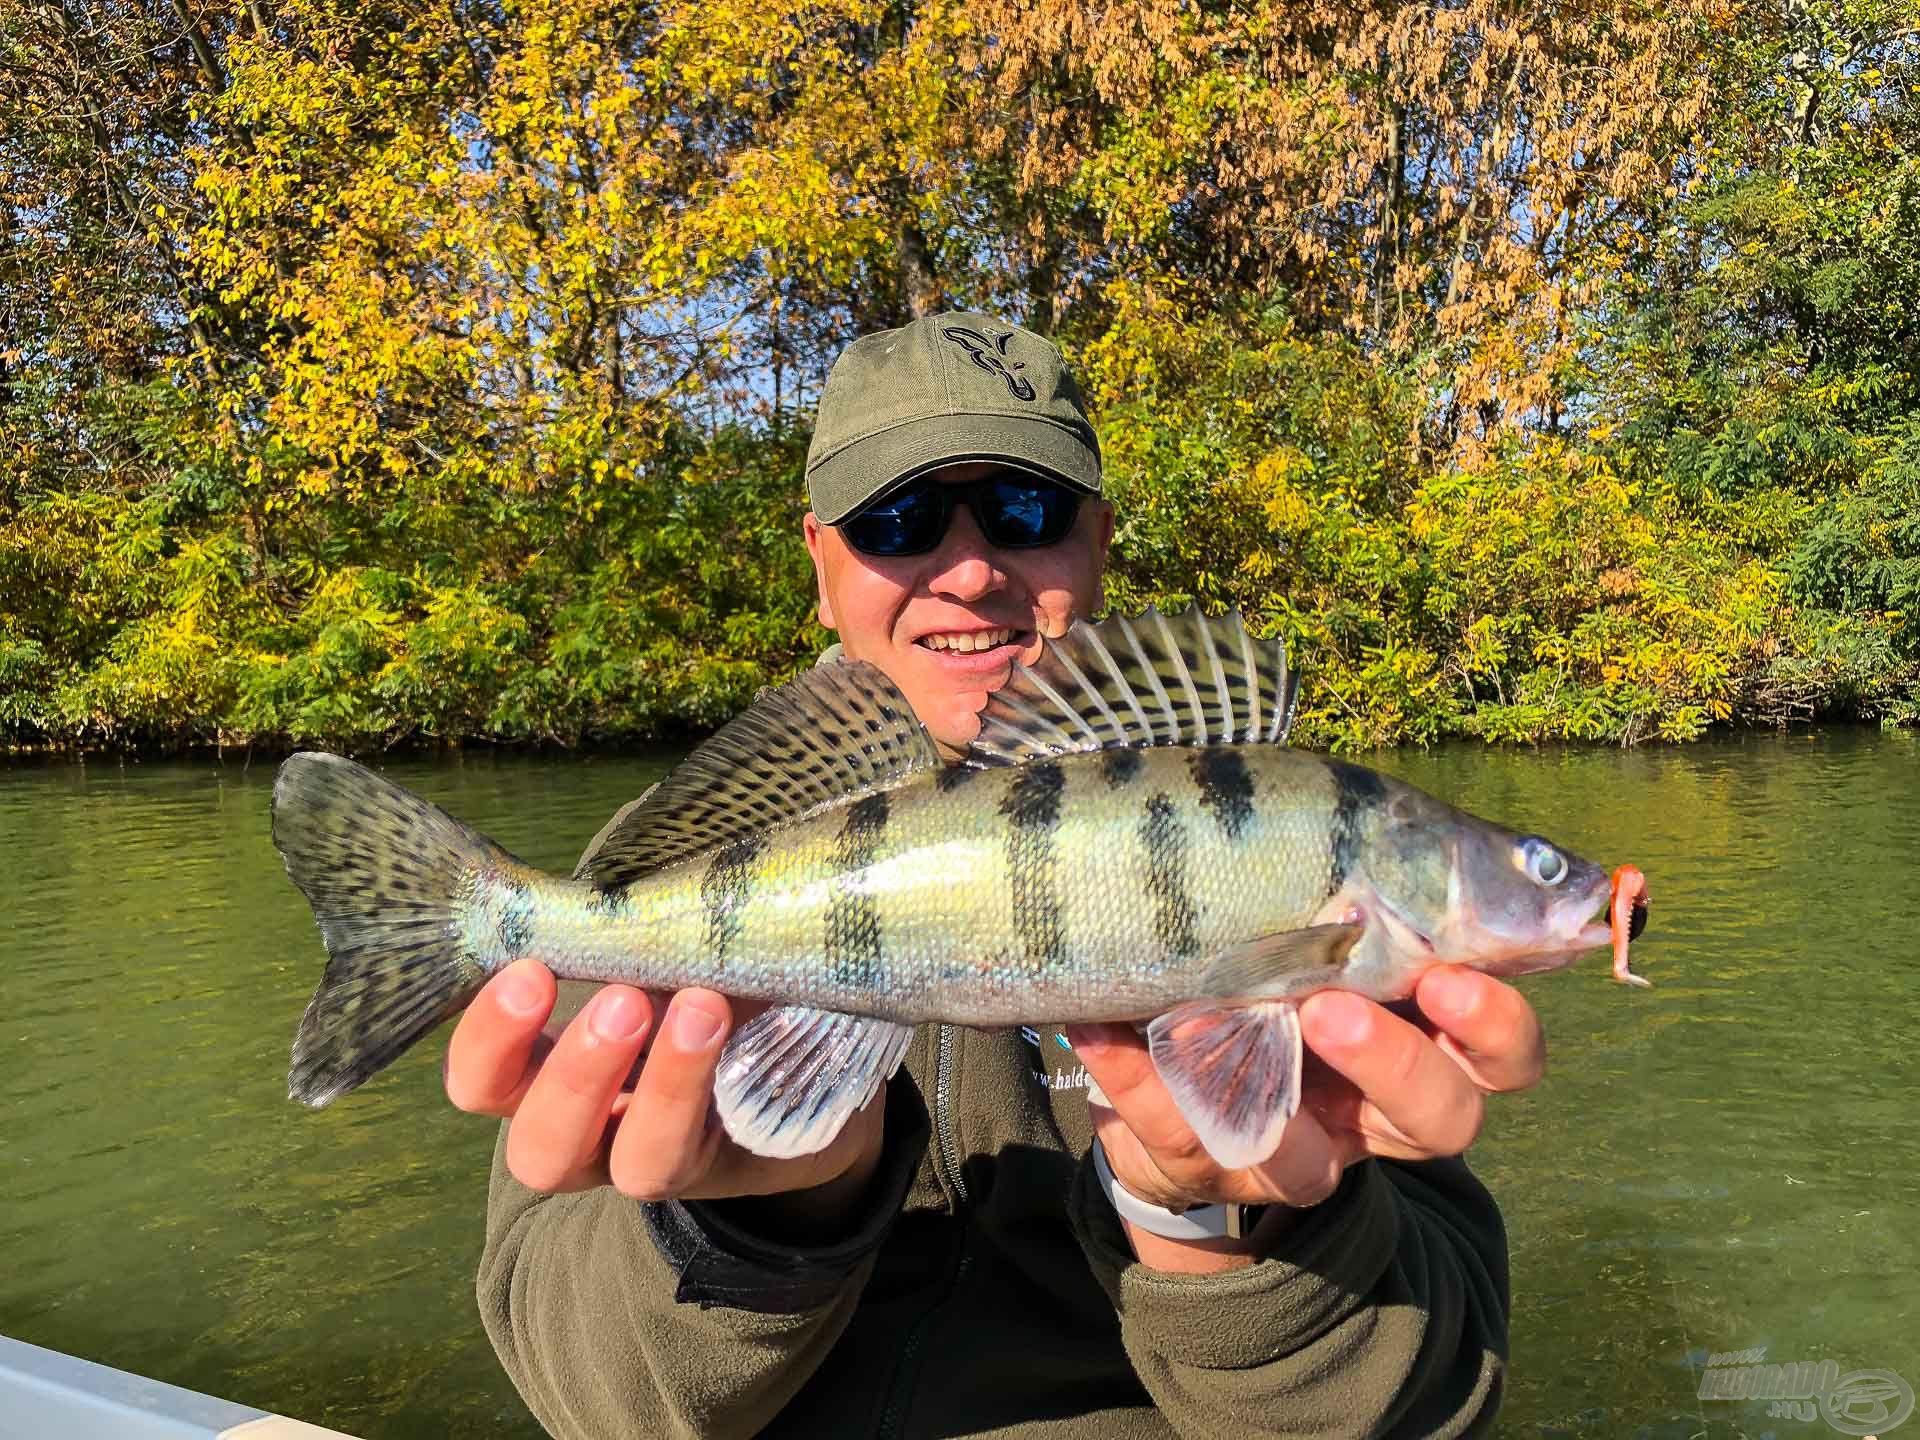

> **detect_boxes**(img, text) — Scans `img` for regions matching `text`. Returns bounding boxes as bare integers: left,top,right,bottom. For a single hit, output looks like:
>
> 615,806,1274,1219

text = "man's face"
804,461,1115,756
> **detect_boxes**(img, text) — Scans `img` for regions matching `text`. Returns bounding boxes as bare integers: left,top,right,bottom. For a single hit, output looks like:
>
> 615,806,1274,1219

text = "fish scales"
472,746,1355,1025
273,604,1646,1156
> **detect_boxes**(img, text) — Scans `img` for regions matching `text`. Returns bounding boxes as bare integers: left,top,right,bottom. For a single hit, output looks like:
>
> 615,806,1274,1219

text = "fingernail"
1423,966,1480,1020
671,1002,723,1051
1065,1022,1126,1051
590,989,647,1043
497,965,543,1018
1310,991,1373,1048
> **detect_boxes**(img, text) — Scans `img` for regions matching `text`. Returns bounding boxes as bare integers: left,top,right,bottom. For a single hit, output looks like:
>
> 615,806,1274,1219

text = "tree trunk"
1443,57,1521,315
1373,93,1406,344
169,0,228,93
897,211,942,319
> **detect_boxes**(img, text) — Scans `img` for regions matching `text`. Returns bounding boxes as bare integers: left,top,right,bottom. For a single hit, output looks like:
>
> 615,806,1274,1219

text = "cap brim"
808,412,1101,524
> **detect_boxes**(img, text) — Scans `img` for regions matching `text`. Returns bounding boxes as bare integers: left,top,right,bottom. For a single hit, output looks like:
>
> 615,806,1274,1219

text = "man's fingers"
1250,1109,1346,1207
607,990,730,1201
694,1088,890,1201
1299,990,1485,1159
1066,1023,1207,1163
1071,1021,1344,1206
1413,966,1546,1094
446,959,557,1116
505,986,655,1193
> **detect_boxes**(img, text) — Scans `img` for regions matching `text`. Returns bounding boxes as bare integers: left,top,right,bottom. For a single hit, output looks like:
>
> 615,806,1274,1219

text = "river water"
2,731,1915,1438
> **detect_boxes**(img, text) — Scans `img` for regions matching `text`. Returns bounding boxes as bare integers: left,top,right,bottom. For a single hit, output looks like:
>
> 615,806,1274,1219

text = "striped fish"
271,607,1650,1167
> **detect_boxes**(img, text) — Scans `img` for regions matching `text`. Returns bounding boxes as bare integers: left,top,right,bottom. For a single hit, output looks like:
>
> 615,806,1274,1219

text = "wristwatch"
1090,1138,1269,1241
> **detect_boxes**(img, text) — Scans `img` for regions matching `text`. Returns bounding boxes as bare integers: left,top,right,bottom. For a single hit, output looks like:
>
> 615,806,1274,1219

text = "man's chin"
904,649,1025,751
922,690,990,756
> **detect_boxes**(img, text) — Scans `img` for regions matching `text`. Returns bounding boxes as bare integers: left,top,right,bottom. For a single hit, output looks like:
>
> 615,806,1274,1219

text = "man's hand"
1066,966,1544,1268
445,959,886,1219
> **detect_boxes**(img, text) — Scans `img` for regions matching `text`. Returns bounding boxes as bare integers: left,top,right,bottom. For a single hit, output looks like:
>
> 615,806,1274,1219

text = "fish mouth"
1571,907,1614,952
1446,870,1615,978
1563,865,1652,986
1567,889,1618,953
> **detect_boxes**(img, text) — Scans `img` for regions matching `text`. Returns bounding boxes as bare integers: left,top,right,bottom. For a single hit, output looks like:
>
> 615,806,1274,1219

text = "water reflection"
2,732,1915,1437
1377,729,1920,1437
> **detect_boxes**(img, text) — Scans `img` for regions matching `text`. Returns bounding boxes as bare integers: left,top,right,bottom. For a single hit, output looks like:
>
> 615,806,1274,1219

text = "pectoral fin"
1146,999,1302,1170
713,1005,914,1158
1200,923,1364,998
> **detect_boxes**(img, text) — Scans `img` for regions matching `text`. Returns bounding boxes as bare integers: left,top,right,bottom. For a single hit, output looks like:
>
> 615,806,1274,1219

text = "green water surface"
2,732,1915,1438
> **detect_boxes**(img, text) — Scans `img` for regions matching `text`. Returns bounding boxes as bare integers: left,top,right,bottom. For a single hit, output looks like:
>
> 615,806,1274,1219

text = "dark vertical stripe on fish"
494,878,535,956
1100,746,1144,789
999,762,1066,965
1327,761,1387,894
825,792,890,993
701,833,768,965
589,882,630,917
935,764,979,793
1191,748,1255,840
1139,793,1198,958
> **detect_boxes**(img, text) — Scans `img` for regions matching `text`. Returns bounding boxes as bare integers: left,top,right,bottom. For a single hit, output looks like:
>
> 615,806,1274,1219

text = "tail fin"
272,751,505,1106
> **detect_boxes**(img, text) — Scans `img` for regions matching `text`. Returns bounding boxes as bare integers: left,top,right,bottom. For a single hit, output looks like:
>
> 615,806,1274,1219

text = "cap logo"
941,325,1036,401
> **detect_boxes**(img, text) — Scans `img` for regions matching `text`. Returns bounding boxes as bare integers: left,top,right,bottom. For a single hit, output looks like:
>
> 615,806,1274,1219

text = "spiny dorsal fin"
969,605,1297,766
580,661,941,888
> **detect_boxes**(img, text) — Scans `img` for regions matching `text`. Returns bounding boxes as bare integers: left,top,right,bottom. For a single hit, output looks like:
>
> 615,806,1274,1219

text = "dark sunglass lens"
980,479,1079,547
842,485,944,556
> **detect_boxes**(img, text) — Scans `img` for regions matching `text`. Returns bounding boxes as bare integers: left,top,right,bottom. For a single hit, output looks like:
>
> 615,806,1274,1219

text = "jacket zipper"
932,1023,968,1205
875,1024,969,1440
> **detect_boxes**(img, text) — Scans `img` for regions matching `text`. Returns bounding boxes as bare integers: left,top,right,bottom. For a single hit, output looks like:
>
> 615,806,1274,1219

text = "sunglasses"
837,470,1085,558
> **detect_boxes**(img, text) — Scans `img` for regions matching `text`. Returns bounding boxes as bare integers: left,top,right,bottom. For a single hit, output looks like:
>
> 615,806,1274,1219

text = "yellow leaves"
1460,614,1512,677
1251,449,1316,534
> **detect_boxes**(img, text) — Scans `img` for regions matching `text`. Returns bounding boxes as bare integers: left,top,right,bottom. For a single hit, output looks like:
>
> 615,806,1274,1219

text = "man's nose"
925,502,1008,602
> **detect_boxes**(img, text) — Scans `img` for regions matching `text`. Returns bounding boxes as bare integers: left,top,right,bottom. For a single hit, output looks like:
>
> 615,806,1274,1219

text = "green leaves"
6,0,1920,752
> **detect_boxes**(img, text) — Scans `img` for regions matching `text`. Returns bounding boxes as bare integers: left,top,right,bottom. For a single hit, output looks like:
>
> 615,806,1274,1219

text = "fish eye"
1518,838,1567,887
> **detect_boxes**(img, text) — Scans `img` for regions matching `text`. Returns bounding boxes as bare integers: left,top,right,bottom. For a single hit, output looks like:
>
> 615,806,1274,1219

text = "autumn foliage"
3,0,1917,750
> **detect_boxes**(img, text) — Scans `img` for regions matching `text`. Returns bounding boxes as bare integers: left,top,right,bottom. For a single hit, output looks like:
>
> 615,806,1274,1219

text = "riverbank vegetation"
4,0,1917,751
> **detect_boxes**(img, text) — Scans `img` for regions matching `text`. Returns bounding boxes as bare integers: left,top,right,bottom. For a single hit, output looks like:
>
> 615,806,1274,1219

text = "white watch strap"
1090,1138,1231,1240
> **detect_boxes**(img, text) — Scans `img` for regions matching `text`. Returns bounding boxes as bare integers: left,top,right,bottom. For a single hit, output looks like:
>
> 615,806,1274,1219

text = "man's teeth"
921,628,1015,653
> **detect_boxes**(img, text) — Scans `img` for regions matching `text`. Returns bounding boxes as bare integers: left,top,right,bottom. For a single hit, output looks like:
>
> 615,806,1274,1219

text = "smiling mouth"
916,627,1028,655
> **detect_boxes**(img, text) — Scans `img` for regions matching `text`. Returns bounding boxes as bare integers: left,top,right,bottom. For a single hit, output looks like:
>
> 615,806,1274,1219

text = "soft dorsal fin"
580,661,942,887
969,606,1297,766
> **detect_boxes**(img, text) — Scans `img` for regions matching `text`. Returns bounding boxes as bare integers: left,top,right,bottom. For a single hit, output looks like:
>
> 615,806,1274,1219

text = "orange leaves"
973,0,1724,446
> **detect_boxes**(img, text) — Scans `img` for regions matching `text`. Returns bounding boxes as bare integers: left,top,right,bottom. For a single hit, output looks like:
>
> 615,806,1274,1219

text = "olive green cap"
805,311,1102,524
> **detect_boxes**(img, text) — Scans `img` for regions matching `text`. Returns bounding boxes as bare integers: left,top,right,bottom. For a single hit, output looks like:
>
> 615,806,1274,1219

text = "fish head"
1343,773,1613,980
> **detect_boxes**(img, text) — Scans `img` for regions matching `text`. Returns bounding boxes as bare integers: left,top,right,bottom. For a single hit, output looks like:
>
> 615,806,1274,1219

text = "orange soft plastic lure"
1610,864,1651,988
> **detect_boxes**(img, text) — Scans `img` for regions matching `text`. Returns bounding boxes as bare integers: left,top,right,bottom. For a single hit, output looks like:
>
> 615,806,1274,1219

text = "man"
448,314,1540,1438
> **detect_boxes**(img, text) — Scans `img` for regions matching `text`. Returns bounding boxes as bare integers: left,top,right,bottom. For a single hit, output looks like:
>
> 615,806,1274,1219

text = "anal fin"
714,1005,914,1158
1146,999,1302,1170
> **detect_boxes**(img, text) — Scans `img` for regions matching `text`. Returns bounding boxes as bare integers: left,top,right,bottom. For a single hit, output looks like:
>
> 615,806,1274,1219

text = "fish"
271,605,1651,1169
